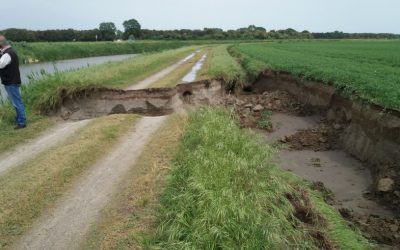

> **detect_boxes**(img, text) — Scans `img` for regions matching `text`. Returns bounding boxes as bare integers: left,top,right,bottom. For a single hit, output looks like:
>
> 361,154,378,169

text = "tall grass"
149,108,370,249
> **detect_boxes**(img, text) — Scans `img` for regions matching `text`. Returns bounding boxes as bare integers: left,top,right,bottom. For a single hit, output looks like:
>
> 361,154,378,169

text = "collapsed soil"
220,90,400,248
286,188,336,250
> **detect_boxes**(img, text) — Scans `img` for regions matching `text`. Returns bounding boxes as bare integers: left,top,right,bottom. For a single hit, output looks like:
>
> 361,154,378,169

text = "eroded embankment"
251,70,400,205
245,71,400,246
57,80,224,120
50,69,400,246
56,72,400,209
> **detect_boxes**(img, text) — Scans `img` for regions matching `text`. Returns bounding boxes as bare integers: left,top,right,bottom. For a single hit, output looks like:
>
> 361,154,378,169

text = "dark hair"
0,35,9,46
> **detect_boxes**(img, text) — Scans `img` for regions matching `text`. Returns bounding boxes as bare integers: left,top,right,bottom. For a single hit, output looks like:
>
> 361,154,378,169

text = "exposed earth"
220,89,400,248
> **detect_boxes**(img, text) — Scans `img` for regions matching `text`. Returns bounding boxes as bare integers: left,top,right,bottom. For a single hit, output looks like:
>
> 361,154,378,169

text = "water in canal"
0,54,137,102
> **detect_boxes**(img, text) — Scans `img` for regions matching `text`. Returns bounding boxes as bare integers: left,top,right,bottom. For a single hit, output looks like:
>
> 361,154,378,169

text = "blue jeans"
4,84,26,126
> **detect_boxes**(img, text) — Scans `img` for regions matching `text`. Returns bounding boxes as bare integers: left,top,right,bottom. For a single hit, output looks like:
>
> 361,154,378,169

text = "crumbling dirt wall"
253,70,400,206
58,80,224,120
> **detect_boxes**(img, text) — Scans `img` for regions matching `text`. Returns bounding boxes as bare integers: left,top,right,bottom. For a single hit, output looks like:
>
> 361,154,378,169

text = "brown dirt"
282,121,343,151
220,90,304,129
339,208,400,248
286,188,336,250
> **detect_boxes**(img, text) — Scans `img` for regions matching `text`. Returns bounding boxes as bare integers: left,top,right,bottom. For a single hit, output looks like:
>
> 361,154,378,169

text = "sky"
1,0,399,33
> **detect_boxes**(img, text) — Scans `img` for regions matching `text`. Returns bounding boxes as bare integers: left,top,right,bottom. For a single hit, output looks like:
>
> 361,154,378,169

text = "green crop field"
231,40,400,110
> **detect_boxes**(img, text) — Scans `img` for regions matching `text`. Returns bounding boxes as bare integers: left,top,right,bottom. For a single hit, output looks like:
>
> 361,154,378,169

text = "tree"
116,30,124,40
123,19,141,39
99,22,117,41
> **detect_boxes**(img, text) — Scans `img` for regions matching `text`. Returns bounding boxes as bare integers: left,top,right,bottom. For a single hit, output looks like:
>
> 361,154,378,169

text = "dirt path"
13,116,167,250
125,51,198,90
0,120,90,175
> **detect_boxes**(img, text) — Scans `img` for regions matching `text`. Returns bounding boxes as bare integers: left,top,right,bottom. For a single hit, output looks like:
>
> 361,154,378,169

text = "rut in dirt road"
0,120,90,175
13,116,167,250
125,51,198,90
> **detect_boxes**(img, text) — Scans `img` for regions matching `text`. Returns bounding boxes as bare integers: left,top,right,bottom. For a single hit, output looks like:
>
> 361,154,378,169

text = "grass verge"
0,114,139,248
82,114,187,250
148,108,371,249
205,45,246,89
0,106,54,154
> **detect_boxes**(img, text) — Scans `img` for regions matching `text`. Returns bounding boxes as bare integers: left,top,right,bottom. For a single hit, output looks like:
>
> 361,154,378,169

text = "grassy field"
232,40,400,110
0,46,198,154
0,114,139,248
13,41,190,63
146,108,370,249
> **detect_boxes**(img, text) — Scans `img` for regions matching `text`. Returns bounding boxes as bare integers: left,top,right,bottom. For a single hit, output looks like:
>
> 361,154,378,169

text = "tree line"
1,19,399,42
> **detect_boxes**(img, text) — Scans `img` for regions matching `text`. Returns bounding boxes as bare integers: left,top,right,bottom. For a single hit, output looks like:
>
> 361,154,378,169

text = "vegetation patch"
0,105,54,154
148,108,370,249
0,114,138,248
206,45,246,89
83,114,187,250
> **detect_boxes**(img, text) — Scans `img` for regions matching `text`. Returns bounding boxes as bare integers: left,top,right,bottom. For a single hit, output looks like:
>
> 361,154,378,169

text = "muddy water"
263,113,393,217
181,53,207,83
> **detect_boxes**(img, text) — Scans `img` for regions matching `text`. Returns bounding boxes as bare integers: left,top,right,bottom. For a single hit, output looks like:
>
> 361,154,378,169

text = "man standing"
0,35,26,129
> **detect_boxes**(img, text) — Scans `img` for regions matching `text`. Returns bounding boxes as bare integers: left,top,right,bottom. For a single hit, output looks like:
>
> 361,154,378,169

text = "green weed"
258,110,272,129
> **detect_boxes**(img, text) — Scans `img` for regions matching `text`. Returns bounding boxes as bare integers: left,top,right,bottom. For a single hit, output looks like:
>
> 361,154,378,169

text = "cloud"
1,0,399,33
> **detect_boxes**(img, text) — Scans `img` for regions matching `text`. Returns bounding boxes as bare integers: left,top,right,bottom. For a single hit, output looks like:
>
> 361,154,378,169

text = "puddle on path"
182,54,207,83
